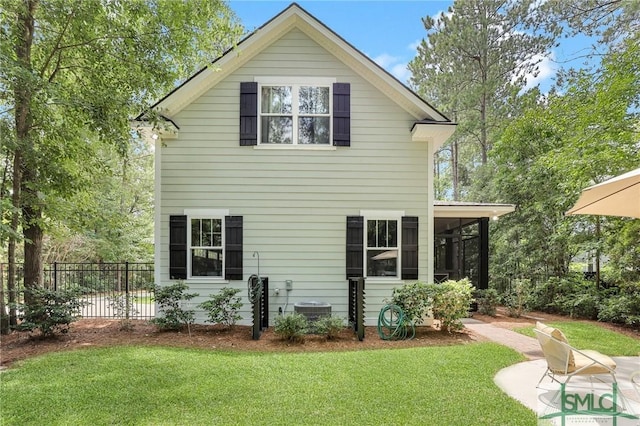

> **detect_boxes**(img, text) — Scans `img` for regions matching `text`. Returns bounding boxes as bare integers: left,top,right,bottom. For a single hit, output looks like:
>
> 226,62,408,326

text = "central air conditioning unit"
293,301,331,322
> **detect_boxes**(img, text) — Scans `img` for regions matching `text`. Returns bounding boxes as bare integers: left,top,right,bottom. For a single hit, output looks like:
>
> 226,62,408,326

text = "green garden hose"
377,304,415,340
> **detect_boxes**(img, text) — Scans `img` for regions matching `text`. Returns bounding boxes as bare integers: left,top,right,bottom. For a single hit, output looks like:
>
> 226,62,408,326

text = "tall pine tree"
409,0,556,200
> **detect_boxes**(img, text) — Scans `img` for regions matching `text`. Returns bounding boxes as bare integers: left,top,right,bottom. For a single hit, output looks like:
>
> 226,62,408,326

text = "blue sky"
228,0,594,92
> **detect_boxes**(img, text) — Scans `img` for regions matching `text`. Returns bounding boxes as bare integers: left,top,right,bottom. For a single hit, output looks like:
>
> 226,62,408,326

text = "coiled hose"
377,304,415,340
247,274,263,304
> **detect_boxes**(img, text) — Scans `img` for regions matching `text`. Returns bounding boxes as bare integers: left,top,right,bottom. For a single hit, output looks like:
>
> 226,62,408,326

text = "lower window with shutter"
169,211,243,280
347,212,418,280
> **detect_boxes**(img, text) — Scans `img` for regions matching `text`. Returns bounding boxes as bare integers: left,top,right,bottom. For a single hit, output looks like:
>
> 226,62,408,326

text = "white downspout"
153,134,162,287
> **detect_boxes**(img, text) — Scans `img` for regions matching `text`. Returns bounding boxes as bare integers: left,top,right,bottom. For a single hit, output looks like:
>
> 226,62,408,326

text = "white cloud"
373,53,400,69
522,52,556,90
371,52,412,83
371,42,423,84
391,63,411,83
408,39,422,53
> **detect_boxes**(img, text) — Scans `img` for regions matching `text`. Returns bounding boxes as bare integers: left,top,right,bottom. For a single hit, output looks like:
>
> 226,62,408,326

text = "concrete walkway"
462,317,640,420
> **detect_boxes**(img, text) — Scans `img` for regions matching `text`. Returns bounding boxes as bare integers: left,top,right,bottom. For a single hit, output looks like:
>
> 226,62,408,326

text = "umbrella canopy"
371,250,398,260
566,168,640,218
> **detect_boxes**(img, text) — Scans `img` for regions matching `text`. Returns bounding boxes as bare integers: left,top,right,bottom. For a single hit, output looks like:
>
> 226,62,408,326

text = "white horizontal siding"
158,28,431,326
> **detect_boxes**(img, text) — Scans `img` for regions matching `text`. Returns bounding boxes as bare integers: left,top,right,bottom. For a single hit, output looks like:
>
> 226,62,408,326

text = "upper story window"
260,84,331,145
241,79,349,148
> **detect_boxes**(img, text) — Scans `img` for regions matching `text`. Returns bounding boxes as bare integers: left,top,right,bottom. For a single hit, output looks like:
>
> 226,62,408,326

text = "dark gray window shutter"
240,82,258,146
346,216,363,279
169,215,187,280
333,83,350,146
225,216,243,280
401,216,419,280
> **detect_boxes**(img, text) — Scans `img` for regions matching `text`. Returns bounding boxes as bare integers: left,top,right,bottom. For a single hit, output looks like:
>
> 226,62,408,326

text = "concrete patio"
463,318,640,424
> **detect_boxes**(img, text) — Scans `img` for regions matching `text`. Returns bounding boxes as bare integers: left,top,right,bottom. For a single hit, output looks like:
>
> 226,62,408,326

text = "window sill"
365,277,404,285
254,145,337,151
186,277,229,284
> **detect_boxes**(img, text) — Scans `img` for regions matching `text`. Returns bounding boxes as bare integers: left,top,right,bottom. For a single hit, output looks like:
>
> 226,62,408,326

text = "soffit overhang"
434,202,516,219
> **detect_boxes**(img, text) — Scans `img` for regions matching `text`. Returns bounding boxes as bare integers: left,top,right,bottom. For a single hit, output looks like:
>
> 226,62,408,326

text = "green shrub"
274,312,308,342
150,282,199,331
527,274,598,316
107,294,139,331
14,288,86,337
566,289,600,319
476,288,500,316
505,279,530,318
314,315,346,340
528,276,567,313
389,280,473,331
598,282,640,327
198,287,243,328
431,279,474,332
388,281,434,325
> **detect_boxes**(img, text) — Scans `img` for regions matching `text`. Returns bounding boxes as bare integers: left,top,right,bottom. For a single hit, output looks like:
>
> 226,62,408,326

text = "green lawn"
514,321,640,356
1,343,535,425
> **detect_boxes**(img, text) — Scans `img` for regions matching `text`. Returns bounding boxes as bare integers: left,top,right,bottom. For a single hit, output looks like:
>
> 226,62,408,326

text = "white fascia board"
411,122,457,150
434,205,515,218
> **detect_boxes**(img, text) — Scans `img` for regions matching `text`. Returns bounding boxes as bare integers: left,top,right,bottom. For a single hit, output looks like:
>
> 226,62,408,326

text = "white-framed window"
186,209,228,278
362,211,403,278
258,77,334,145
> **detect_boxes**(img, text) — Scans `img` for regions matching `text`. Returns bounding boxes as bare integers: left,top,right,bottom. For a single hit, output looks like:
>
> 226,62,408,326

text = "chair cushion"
569,349,616,374
536,322,575,368
536,321,569,343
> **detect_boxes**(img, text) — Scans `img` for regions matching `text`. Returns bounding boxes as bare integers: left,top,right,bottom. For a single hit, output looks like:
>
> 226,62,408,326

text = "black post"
53,262,58,291
348,277,365,341
252,293,262,340
348,279,355,327
260,278,269,330
250,276,263,340
125,262,130,320
479,218,489,290
355,277,365,341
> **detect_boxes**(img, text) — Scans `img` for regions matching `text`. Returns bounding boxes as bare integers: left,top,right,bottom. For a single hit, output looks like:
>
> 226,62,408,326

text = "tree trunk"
0,265,8,334
0,158,10,333
13,0,39,304
5,151,23,329
480,99,488,165
452,138,459,201
23,200,44,294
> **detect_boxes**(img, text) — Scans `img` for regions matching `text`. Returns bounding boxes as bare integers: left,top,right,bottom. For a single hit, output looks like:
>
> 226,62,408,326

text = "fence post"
53,262,58,291
125,262,130,320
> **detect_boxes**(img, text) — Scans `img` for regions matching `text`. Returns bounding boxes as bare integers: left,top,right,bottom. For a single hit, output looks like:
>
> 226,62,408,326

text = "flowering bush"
389,279,474,332
431,279,474,332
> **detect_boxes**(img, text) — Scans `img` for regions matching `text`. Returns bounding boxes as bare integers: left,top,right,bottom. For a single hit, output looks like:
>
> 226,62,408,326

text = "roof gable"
144,3,450,123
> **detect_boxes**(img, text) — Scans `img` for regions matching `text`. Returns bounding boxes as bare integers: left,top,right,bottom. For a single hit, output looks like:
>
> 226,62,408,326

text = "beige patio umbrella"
566,167,640,218
371,250,398,260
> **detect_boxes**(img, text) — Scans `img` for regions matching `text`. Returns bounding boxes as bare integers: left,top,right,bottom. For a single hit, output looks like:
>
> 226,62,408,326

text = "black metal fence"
1,262,155,319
